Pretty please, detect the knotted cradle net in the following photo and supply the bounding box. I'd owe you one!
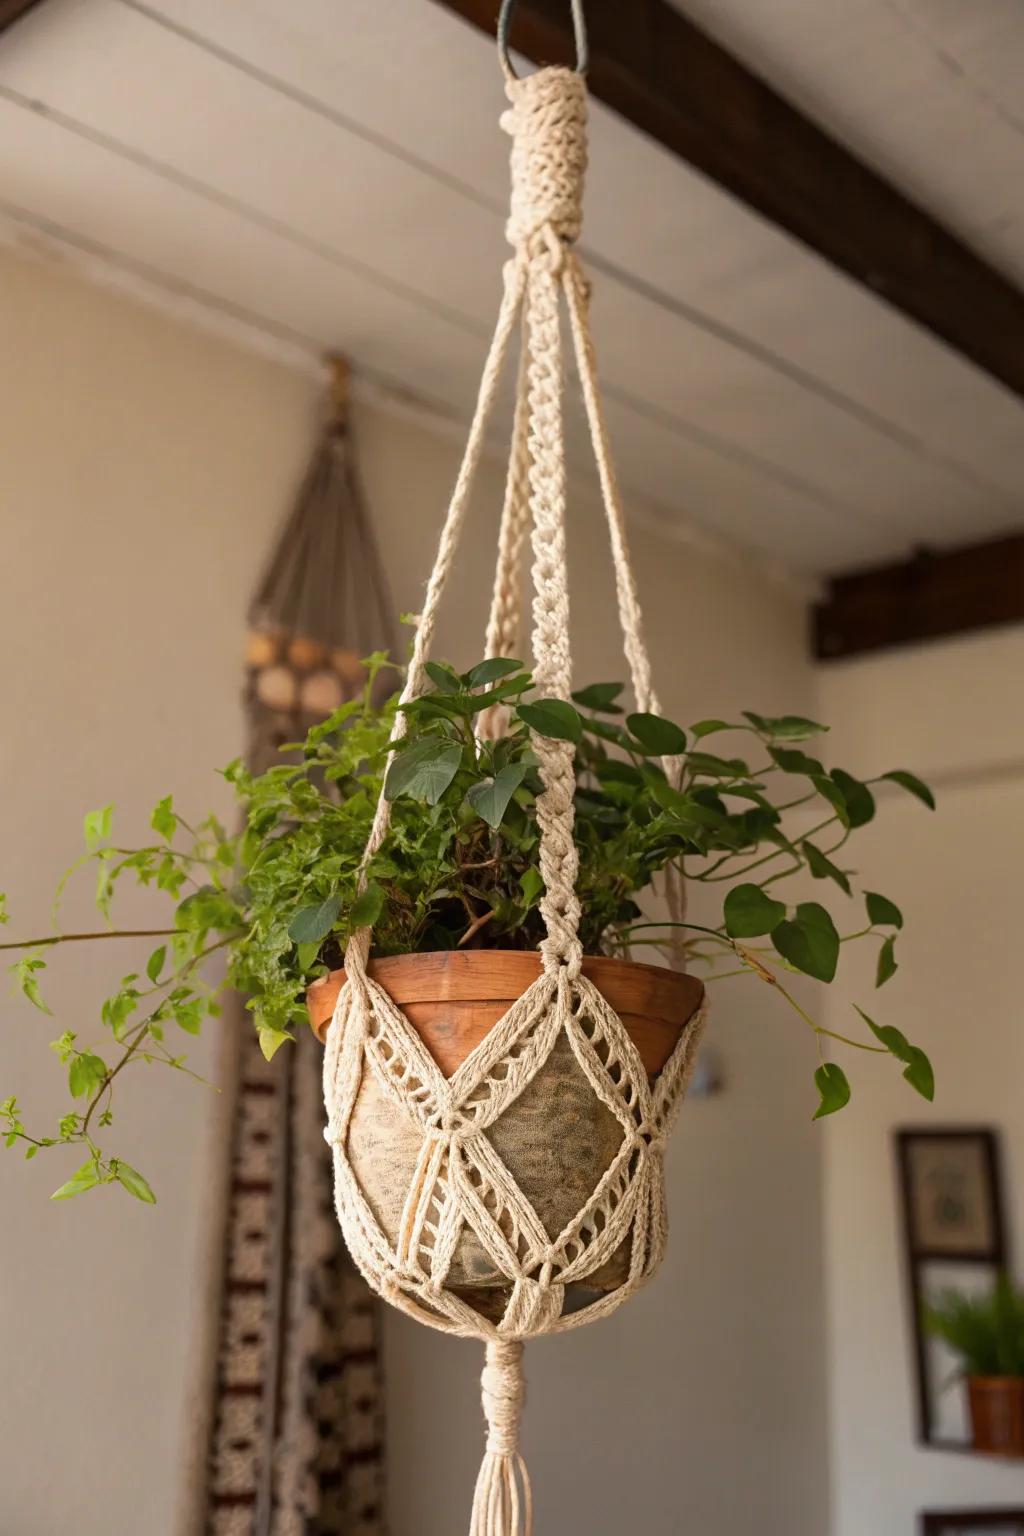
[321,59,708,1536]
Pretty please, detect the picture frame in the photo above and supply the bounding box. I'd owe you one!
[895,1129,1008,1449]
[898,1130,1006,1261]
[922,1511,1024,1534]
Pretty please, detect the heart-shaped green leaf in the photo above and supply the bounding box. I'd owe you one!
[384,739,464,803]
[813,1062,851,1119]
[855,1006,934,1101]
[724,883,787,938]
[865,891,903,929]
[882,770,935,810]
[802,841,852,895]
[571,681,624,713]
[831,769,876,828]
[772,902,840,982]
[466,657,523,689]
[288,895,342,946]
[626,712,687,755]
[876,935,898,987]
[349,881,385,929]
[517,699,582,744]
[466,763,527,829]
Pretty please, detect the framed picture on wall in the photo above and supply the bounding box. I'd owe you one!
[898,1130,1005,1260]
[922,1512,1024,1534]
[895,1129,1008,1448]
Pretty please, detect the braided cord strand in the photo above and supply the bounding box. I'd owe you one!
[319,53,707,1536]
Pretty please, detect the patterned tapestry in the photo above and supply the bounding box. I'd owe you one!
[186,359,392,1535]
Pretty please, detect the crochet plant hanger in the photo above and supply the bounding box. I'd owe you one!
[322,4,708,1531]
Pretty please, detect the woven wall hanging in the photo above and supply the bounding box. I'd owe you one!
[186,359,392,1536]
[320,7,708,1533]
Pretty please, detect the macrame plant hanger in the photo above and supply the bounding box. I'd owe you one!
[321,6,708,1533]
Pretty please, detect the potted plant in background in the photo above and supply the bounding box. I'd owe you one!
[2,647,936,1220]
[927,1276,1024,1457]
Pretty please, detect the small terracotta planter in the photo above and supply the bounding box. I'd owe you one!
[309,950,704,1320]
[307,949,703,1078]
[968,1375,1024,1457]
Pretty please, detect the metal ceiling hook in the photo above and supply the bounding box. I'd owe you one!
[497,0,589,79]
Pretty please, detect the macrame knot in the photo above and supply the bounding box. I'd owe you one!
[502,66,587,268]
[481,1338,525,1456]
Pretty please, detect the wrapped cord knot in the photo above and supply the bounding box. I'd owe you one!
[502,67,587,267]
[471,1339,532,1535]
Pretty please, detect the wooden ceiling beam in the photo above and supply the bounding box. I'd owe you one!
[0,0,46,36]
[431,0,1024,403]
[813,534,1024,660]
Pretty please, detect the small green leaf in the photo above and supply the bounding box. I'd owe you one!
[769,746,824,776]
[68,1052,107,1100]
[349,881,385,929]
[519,867,544,906]
[813,1062,851,1119]
[831,769,876,828]
[384,739,464,803]
[744,711,828,741]
[51,1159,101,1200]
[150,795,176,842]
[902,1047,935,1102]
[772,902,841,983]
[571,681,624,713]
[723,883,787,938]
[288,895,342,946]
[466,657,523,689]
[296,941,320,971]
[882,770,935,810]
[424,661,462,695]
[866,892,903,930]
[689,719,733,739]
[12,954,50,1015]
[802,841,852,895]
[258,1027,290,1062]
[83,804,113,851]
[466,763,527,829]
[876,935,898,988]
[855,1006,934,1101]
[114,1161,156,1204]
[811,775,851,828]
[626,712,687,756]
[517,699,582,744]
[685,751,750,778]
[145,946,166,984]
[0,893,8,926]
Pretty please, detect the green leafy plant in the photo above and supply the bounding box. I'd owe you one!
[925,1276,1024,1378]
[1,651,936,1201]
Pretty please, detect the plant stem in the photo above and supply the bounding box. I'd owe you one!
[0,928,178,952]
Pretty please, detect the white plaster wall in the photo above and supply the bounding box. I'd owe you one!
[0,244,829,1536]
[819,631,1024,1534]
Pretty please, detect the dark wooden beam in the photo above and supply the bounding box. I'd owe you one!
[432,0,1024,403]
[0,0,46,35]
[813,534,1024,660]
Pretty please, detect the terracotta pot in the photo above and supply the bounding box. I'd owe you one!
[307,949,703,1078]
[308,950,704,1320]
[968,1376,1024,1457]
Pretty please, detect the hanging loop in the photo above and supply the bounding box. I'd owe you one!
[498,0,589,80]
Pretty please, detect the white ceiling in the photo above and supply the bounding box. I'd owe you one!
[1,0,1022,577]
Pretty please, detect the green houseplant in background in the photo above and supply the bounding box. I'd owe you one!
[1,650,936,1203]
[926,1276,1024,1457]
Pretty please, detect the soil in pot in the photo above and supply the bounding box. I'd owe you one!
[310,951,704,1322]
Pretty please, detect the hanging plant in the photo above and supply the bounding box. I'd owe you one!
[0,7,940,1532]
[1,651,935,1190]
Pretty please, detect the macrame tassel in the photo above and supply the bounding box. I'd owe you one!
[469,1339,532,1536]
